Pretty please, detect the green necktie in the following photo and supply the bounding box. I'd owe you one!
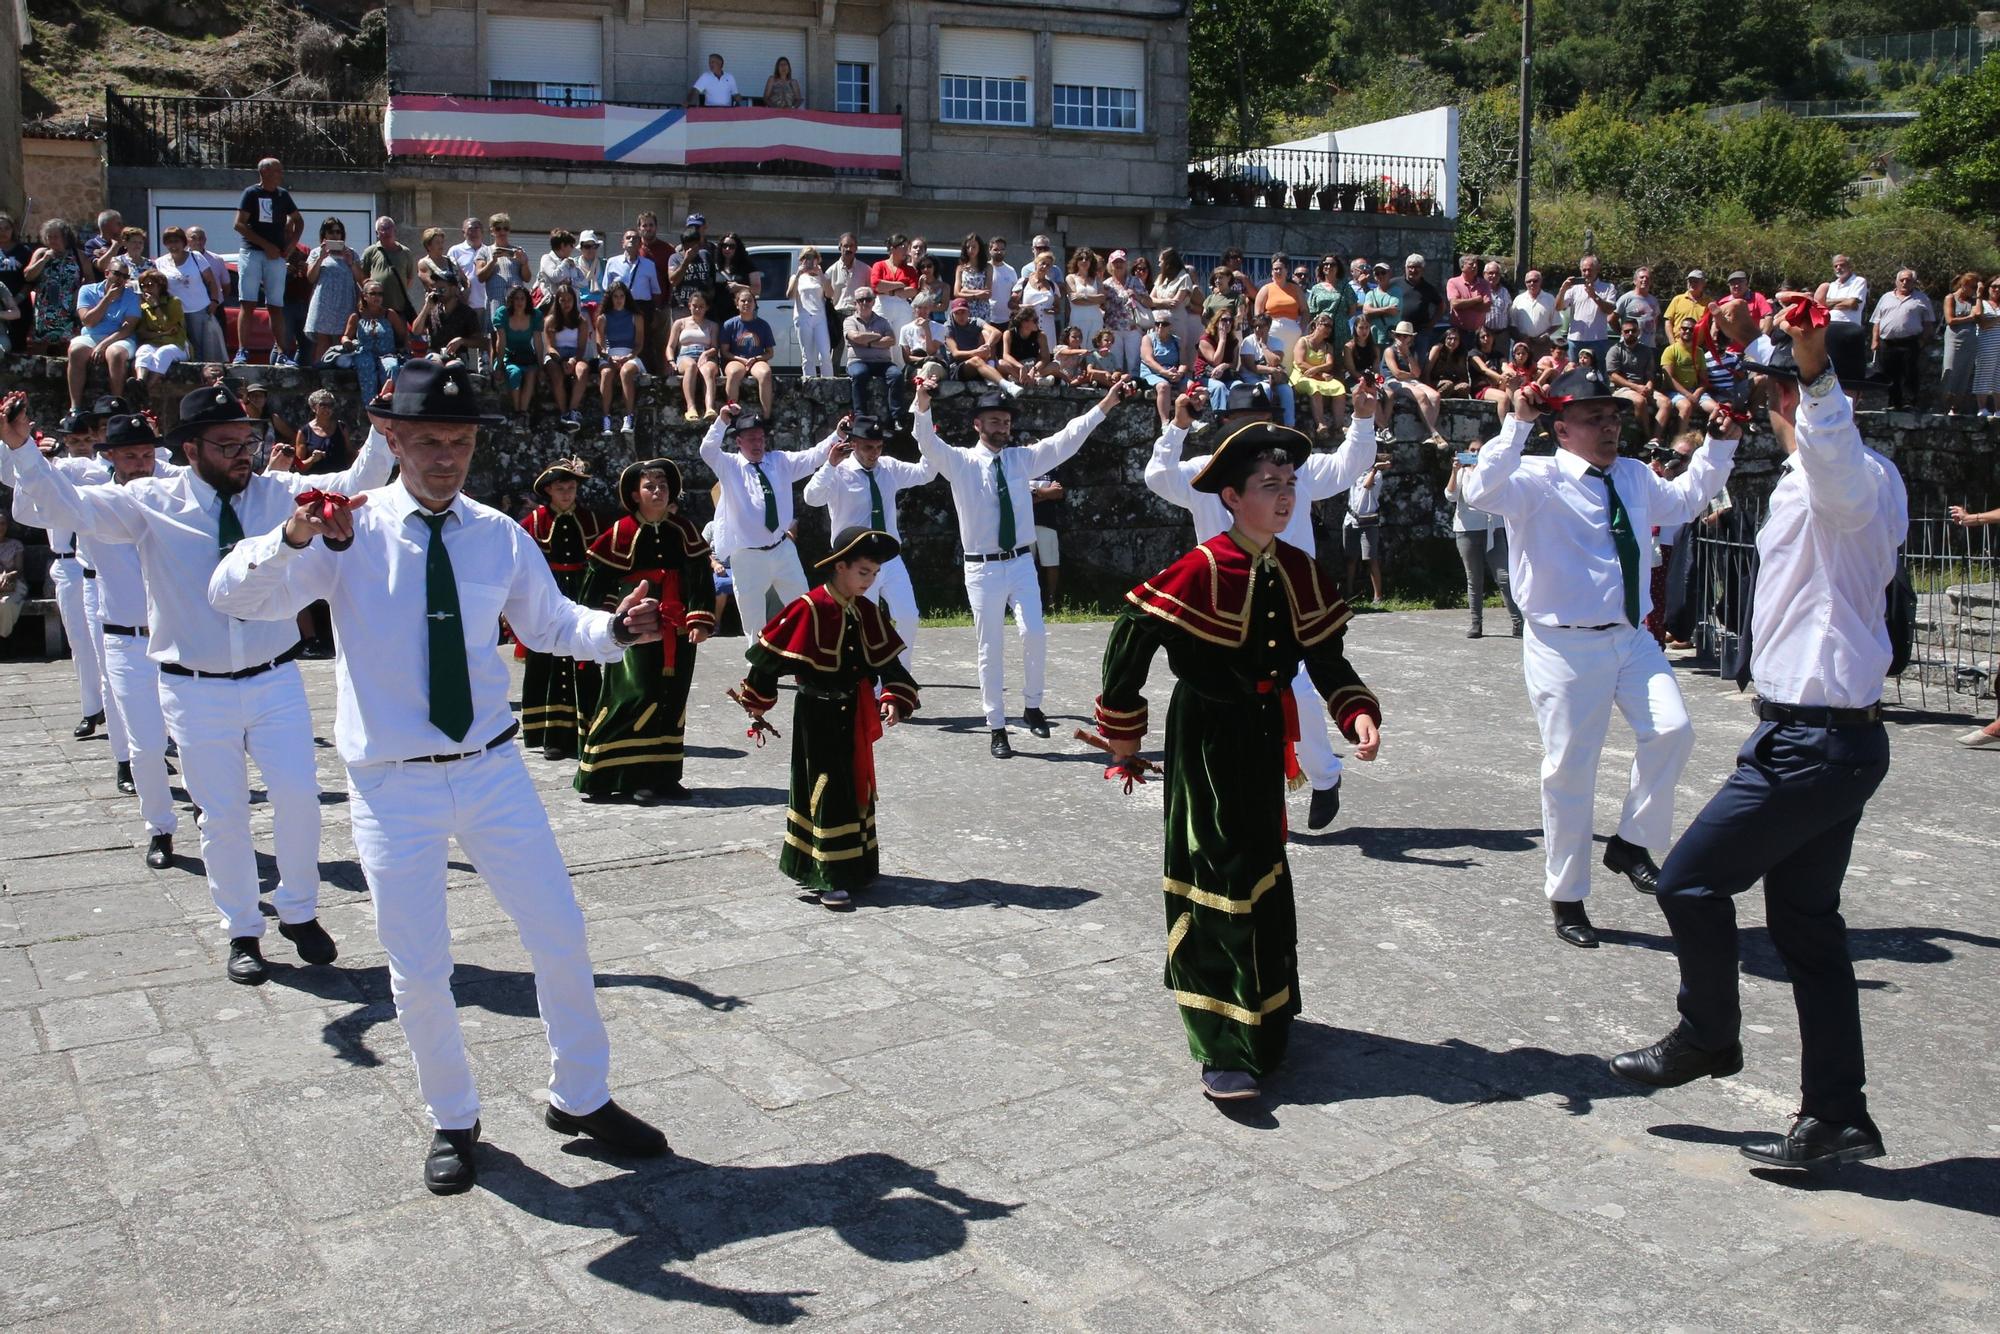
[420,512,474,742]
[1587,465,1642,628]
[751,461,779,533]
[217,494,244,554]
[865,468,886,532]
[993,456,1016,551]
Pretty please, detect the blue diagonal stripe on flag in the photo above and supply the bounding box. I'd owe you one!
[606,107,686,162]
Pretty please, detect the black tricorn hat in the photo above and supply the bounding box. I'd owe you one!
[1540,363,1624,409]
[1190,421,1313,494]
[618,457,683,514]
[816,525,900,568]
[370,359,506,425]
[99,414,160,450]
[534,455,590,499]
[1740,320,1888,388]
[164,382,254,444]
[847,413,885,441]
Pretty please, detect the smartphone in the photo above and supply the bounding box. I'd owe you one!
[1455,451,1479,467]
[326,240,344,252]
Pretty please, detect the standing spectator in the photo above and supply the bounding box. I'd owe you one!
[1289,311,1350,438]
[1391,254,1445,356]
[0,506,25,644]
[908,235,932,278]
[1816,253,1869,325]
[1382,320,1447,447]
[359,216,417,322]
[113,227,156,278]
[954,233,994,323]
[691,52,739,106]
[574,230,607,306]
[665,288,719,421]
[1064,247,1105,347]
[911,256,946,323]
[130,269,189,391]
[1307,255,1353,341]
[1239,311,1296,426]
[24,219,84,355]
[185,225,229,302]
[1254,252,1306,350]
[0,261,24,352]
[1346,258,1374,333]
[1355,261,1402,371]
[82,209,124,277]
[1201,267,1235,328]
[1446,253,1491,337]
[787,246,833,377]
[1509,269,1557,361]
[1482,259,1513,353]
[763,57,802,108]
[281,240,313,363]
[1941,271,1982,414]
[415,226,454,301]
[1016,252,1064,328]
[1559,255,1617,368]
[490,284,543,419]
[1869,268,1936,411]
[0,213,30,321]
[338,281,407,407]
[605,228,662,329]
[1197,308,1242,402]
[303,218,363,363]
[1425,324,1473,397]
[842,288,901,417]
[1092,249,1134,373]
[232,157,303,365]
[1445,453,1521,639]
[1152,247,1202,356]
[1607,317,1672,447]
[1722,270,1773,328]
[1029,471,1067,607]
[155,226,227,363]
[1343,461,1386,603]
[721,290,778,417]
[666,220,714,330]
[594,280,645,437]
[67,257,141,407]
[446,217,488,317]
[826,232,867,358]
[989,236,1019,326]
[536,229,587,307]
[1971,277,2000,417]
[1615,265,1662,348]
[869,234,918,334]
[1138,308,1189,423]
[1663,269,1710,334]
[714,233,759,314]
[1128,253,1153,300]
[477,214,528,314]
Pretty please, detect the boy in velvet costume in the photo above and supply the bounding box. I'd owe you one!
[1096,422,1383,1103]
[574,459,716,802]
[519,457,604,759]
[733,526,921,909]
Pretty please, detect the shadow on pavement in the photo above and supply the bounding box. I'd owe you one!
[477,1145,1019,1325]
[864,874,1099,913]
[1748,1155,2000,1217]
[1582,923,2000,986]
[1289,824,1542,867]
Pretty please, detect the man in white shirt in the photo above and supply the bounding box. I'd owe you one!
[700,405,837,629]
[1483,259,1514,352]
[2,382,394,983]
[802,413,937,667]
[6,405,111,740]
[206,359,672,1195]
[604,229,662,307]
[1509,271,1557,360]
[914,371,1132,757]
[988,236,1019,326]
[1613,311,1905,1172]
[691,52,739,106]
[1462,364,1738,948]
[446,217,488,313]
[1145,379,1381,827]
[1816,254,1868,326]
[1559,255,1618,368]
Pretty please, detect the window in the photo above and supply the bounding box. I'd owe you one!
[1053,85,1137,130]
[486,16,601,102]
[836,62,872,113]
[937,29,1032,127]
[697,24,807,104]
[1051,35,1145,133]
[490,81,600,106]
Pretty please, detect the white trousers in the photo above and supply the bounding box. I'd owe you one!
[731,541,810,635]
[871,555,919,670]
[103,632,176,837]
[83,576,132,764]
[157,664,322,937]
[1522,624,1694,902]
[794,311,833,378]
[348,744,611,1131]
[964,555,1045,729]
[51,558,103,719]
[1293,665,1344,790]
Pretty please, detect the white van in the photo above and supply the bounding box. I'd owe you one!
[747,242,889,371]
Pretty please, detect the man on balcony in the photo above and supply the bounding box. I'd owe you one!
[691,53,739,107]
[232,158,303,367]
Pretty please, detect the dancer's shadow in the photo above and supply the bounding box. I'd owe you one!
[863,874,1098,913]
[1586,923,2000,986]
[681,786,789,809]
[478,1146,1019,1324]
[683,745,749,760]
[1290,824,1541,867]
[1649,1125,2000,1217]
[270,962,746,1068]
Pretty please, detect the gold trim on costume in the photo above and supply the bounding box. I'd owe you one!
[1166,912,1192,959]
[633,703,658,732]
[810,773,829,819]
[520,704,577,719]
[1172,985,1294,1027]
[581,733,685,755]
[1161,862,1283,915]
[576,749,684,773]
[783,832,871,862]
[785,809,874,841]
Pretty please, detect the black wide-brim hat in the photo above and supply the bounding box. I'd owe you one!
[369,358,506,425]
[727,409,768,436]
[1190,421,1313,494]
[971,391,1015,417]
[534,456,590,498]
[618,457,683,513]
[1541,364,1625,409]
[99,414,160,451]
[164,382,255,445]
[1740,320,1888,388]
[816,526,900,568]
[847,413,884,441]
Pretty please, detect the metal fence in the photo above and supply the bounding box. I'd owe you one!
[1682,499,1997,720]
[106,91,387,173]
[1188,145,1448,217]
[1835,25,2000,76]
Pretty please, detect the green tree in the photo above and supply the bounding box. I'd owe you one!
[1718,112,1850,222]
[1903,56,2000,221]
[1188,0,1339,144]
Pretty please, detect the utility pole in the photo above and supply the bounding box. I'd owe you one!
[1514,0,1533,289]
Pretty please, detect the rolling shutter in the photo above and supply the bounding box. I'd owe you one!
[486,16,601,88]
[1051,36,1144,94]
[835,33,879,68]
[937,28,1033,82]
[697,24,808,93]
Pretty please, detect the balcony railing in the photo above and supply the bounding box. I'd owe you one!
[106,90,387,172]
[1189,145,1448,217]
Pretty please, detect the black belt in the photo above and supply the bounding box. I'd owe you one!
[160,643,302,680]
[104,623,149,637]
[81,568,97,579]
[407,721,519,764]
[748,537,787,552]
[1553,622,1620,632]
[1756,699,1883,728]
[966,544,1035,564]
[54,550,77,560]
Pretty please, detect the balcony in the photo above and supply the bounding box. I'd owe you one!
[1188,144,1449,218]
[106,91,387,173]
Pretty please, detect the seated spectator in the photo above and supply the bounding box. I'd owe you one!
[1606,317,1671,448]
[721,289,778,417]
[763,57,802,109]
[940,298,1012,389]
[1198,308,1242,402]
[414,268,483,361]
[1663,270,1709,333]
[1139,308,1189,423]
[291,389,349,473]
[131,268,189,390]
[1658,315,1708,423]
[156,225,227,363]
[1239,312,1296,426]
[1424,324,1473,397]
[0,212,27,325]
[843,287,901,417]
[1082,328,1119,387]
[1382,320,1447,448]
[540,280,597,430]
[491,284,542,419]
[1698,332,1748,417]
[1509,269,1556,362]
[67,257,141,408]
[899,291,942,366]
[1053,324,1092,385]
[665,288,719,422]
[595,279,645,437]
[1468,325,1511,419]
[304,217,363,363]
[1288,310,1350,438]
[240,381,293,446]
[338,280,408,406]
[0,280,15,352]
[24,218,85,354]
[999,308,1056,386]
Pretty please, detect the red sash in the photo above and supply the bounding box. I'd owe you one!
[853,682,884,809]
[626,568,686,672]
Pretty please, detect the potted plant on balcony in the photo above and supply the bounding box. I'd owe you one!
[1356,178,1382,213]
[1315,181,1340,211]
[1230,174,1259,208]
[1188,167,1214,206]
[1337,179,1361,211]
[1391,180,1415,215]
[1261,178,1290,209]
[1415,186,1438,216]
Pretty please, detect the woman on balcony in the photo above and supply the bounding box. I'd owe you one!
[543,280,598,431]
[130,269,189,392]
[491,284,544,420]
[23,218,84,355]
[763,57,802,110]
[339,281,407,408]
[1065,248,1105,349]
[596,280,645,438]
[304,218,363,364]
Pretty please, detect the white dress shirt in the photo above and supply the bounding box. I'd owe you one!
[65,463,181,627]
[693,70,739,106]
[208,479,627,765]
[1511,290,1558,339]
[1750,385,1908,708]
[1824,273,1869,325]
[6,429,393,671]
[446,241,487,310]
[989,262,1020,323]
[1462,416,1736,628]
[699,417,836,559]
[802,453,939,540]
[1144,416,1376,555]
[914,405,1106,558]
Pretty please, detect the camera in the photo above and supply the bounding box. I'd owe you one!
[1116,379,1141,401]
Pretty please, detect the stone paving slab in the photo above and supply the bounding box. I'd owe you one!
[3,614,1998,1330]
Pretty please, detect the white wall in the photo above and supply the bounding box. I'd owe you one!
[1273,105,1459,217]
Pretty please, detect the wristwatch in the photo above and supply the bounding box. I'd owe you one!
[1803,366,1838,399]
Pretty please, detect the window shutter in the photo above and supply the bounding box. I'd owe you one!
[835,33,879,67]
[937,29,1033,82]
[1051,36,1144,93]
[697,24,809,93]
[486,16,601,88]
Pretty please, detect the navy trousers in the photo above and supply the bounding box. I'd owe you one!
[1657,719,1890,1124]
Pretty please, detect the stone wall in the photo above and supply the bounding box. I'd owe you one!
[22,139,105,231]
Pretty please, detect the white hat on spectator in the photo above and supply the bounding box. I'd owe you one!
[1152,309,1174,325]
[579,230,604,246]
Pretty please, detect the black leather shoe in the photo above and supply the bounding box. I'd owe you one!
[990,729,1014,759]
[1740,1114,1885,1169]
[227,936,269,985]
[144,834,173,870]
[116,761,136,795]
[164,738,178,758]
[1307,782,1342,831]
[278,918,338,966]
[1603,835,1662,895]
[1466,627,1484,639]
[541,743,564,761]
[544,1098,669,1157]
[425,1122,481,1195]
[74,713,103,740]
[1552,902,1599,949]
[1024,708,1052,739]
[1609,1027,1744,1088]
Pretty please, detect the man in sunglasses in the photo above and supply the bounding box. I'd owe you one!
[2,381,394,985]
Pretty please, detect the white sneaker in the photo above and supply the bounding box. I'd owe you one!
[621,415,634,434]
[601,416,614,436]
[817,887,852,909]
[1002,380,1024,398]
[1956,728,2000,748]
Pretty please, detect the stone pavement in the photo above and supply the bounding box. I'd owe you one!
[2,613,1997,1332]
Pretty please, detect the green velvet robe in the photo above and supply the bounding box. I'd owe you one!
[519,503,602,756]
